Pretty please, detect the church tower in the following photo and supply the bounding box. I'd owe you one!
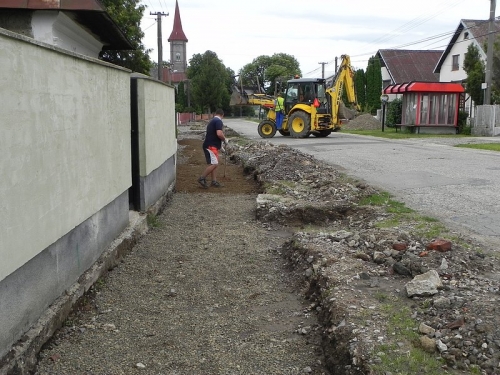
[167,0,188,74]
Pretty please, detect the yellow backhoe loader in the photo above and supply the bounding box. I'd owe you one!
[230,54,359,138]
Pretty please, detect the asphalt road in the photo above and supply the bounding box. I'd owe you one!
[225,118,500,249]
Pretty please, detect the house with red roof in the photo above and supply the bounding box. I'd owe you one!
[376,49,443,96]
[434,18,500,115]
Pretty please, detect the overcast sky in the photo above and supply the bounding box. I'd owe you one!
[140,0,493,77]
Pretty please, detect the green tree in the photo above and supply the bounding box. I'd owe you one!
[150,60,170,78]
[463,44,484,105]
[354,69,366,111]
[489,37,500,104]
[99,0,152,74]
[240,53,300,95]
[386,98,402,127]
[187,51,231,113]
[365,56,382,114]
[176,81,187,112]
[222,66,236,115]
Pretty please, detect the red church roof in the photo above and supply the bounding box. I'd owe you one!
[168,0,187,42]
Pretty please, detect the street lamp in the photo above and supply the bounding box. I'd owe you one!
[380,94,389,132]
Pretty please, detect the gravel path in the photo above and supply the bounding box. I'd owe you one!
[35,193,327,375]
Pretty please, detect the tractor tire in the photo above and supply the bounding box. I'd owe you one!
[257,120,277,138]
[278,129,290,136]
[312,130,332,137]
[288,111,311,138]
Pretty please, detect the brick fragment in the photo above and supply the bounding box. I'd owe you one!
[426,239,452,252]
[392,242,408,251]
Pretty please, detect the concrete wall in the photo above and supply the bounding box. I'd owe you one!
[0,28,131,359]
[473,105,500,136]
[132,74,177,211]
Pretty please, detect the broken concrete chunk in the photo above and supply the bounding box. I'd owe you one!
[405,270,442,297]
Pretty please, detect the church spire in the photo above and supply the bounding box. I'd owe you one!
[168,0,188,42]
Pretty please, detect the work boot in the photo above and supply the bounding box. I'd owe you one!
[197,177,208,189]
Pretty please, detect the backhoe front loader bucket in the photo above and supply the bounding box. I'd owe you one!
[230,86,246,106]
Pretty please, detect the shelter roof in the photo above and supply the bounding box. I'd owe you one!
[383,81,465,94]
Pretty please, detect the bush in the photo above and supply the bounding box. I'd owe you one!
[386,98,402,127]
[458,110,470,134]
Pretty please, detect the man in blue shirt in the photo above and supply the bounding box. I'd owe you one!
[198,108,228,188]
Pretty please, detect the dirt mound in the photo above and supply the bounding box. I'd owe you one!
[342,113,381,130]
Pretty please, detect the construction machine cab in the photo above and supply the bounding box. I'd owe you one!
[284,78,327,112]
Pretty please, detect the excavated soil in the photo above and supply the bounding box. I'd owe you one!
[33,123,500,375]
[33,128,330,375]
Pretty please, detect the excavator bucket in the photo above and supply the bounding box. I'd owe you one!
[230,86,246,106]
[230,86,276,108]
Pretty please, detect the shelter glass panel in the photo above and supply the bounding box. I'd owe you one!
[429,94,438,124]
[404,93,417,125]
[438,95,448,124]
[419,94,429,124]
[447,94,456,125]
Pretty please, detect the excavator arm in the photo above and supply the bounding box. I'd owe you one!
[230,86,276,109]
[326,54,360,126]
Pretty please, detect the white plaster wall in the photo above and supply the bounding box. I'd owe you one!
[439,29,485,83]
[32,11,103,58]
[0,30,131,282]
[136,77,177,176]
[439,28,485,115]
[381,66,391,82]
[381,66,402,101]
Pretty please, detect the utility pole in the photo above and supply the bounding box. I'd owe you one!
[335,57,338,75]
[318,62,327,79]
[151,11,168,82]
[484,0,496,104]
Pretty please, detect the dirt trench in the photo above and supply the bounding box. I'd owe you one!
[33,135,365,375]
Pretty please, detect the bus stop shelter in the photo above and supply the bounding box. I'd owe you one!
[383,81,465,133]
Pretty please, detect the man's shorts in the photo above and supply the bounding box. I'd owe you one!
[203,146,219,165]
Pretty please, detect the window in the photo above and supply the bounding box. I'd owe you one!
[403,93,417,125]
[464,31,469,40]
[447,94,456,124]
[175,52,181,61]
[286,83,299,102]
[429,94,438,124]
[452,55,460,71]
[438,95,448,124]
[419,94,429,124]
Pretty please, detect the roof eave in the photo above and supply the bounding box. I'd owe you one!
[434,21,465,74]
[0,1,134,50]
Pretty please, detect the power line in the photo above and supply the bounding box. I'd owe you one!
[303,19,496,76]
[146,0,156,13]
[160,0,169,13]
[143,20,157,32]
[303,1,490,76]
[151,11,168,81]
[367,0,468,46]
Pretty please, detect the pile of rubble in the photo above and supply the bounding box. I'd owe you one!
[230,139,500,374]
[342,114,382,131]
